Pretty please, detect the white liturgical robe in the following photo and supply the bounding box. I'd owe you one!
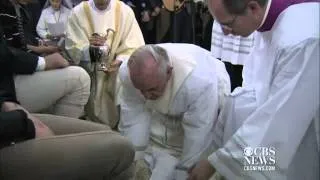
[211,20,256,65]
[209,2,319,180]
[65,0,144,127]
[118,43,231,180]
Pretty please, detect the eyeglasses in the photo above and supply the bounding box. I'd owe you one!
[214,0,251,31]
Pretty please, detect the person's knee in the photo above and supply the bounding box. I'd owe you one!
[112,135,135,163]
[65,66,91,94]
[67,66,90,83]
[88,133,135,176]
[104,134,135,170]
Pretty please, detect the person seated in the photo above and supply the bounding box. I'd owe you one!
[118,43,231,179]
[0,21,136,179]
[0,2,90,118]
[65,0,145,128]
[0,104,135,180]
[0,0,60,55]
[36,0,71,45]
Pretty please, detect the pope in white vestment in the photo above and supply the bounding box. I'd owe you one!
[118,43,231,180]
[205,1,320,180]
[65,0,145,127]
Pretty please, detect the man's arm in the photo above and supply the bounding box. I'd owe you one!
[176,82,219,179]
[0,19,68,74]
[1,44,69,73]
[0,110,35,147]
[0,5,39,74]
[0,33,39,74]
[118,63,151,160]
[26,44,60,55]
[203,40,319,179]
[0,100,36,148]
[1,101,54,141]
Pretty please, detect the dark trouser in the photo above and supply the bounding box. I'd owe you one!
[141,20,157,44]
[161,8,194,43]
[223,61,243,92]
[0,114,134,180]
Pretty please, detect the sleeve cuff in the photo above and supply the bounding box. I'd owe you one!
[36,57,46,71]
[174,169,189,180]
[16,110,36,140]
[24,116,36,140]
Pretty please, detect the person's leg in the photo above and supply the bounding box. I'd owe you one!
[178,9,193,43]
[0,115,134,180]
[34,113,111,134]
[14,66,90,118]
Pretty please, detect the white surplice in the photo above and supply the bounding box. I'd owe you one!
[211,20,256,65]
[209,3,319,180]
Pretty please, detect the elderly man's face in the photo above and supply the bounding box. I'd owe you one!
[129,55,172,100]
[49,0,61,11]
[208,0,264,37]
[134,72,168,100]
[94,0,110,10]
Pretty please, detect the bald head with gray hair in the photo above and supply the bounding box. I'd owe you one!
[128,45,173,100]
[128,45,171,78]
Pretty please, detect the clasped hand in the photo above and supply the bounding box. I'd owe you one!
[89,34,107,46]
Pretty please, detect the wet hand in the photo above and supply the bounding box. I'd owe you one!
[187,160,215,180]
[102,59,122,74]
